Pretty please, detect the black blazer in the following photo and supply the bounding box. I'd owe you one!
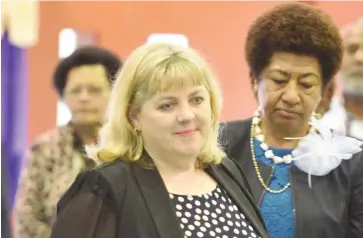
[51,158,268,238]
[221,118,363,238]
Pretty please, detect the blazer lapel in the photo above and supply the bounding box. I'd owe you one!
[132,164,184,238]
[225,119,272,207]
[207,165,269,238]
[237,138,272,207]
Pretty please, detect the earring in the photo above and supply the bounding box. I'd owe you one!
[253,84,258,93]
[312,111,322,119]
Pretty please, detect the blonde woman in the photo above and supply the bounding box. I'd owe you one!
[50,43,268,238]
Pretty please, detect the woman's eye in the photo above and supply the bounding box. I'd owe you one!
[191,96,204,104]
[159,104,173,111]
[272,79,286,85]
[300,83,313,89]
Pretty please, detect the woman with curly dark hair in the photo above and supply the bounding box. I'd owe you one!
[222,3,363,238]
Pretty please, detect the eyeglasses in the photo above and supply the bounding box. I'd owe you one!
[64,86,106,97]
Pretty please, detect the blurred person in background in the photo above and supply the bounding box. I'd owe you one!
[320,17,363,139]
[222,3,363,238]
[14,46,122,238]
[2,145,13,238]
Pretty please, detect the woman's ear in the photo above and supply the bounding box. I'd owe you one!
[127,106,139,130]
[253,83,258,93]
[250,71,258,91]
[251,77,259,98]
[316,80,336,115]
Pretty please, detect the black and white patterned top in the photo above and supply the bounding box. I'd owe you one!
[169,185,261,238]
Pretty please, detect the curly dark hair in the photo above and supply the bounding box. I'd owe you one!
[53,46,123,96]
[245,3,343,87]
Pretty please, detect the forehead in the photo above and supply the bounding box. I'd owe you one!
[150,85,208,100]
[141,66,210,100]
[66,64,109,87]
[344,27,363,45]
[266,52,321,74]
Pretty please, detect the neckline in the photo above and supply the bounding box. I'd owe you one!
[169,184,219,197]
[253,138,294,152]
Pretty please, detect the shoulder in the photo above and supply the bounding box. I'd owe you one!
[93,159,132,184]
[29,125,73,153]
[221,118,252,130]
[21,126,73,170]
[59,159,132,210]
[219,118,252,149]
[218,157,254,198]
[333,145,363,189]
[220,157,246,181]
[341,147,363,178]
[91,159,133,196]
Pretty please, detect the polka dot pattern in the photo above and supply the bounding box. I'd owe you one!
[169,185,261,238]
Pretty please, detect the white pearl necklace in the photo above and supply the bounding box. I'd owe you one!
[252,111,315,164]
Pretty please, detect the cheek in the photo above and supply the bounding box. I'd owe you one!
[62,98,77,113]
[198,104,213,125]
[99,99,110,110]
[310,90,322,106]
[258,90,279,112]
[303,93,322,114]
[94,94,110,104]
[139,113,170,135]
[312,100,322,112]
[341,56,352,70]
[139,120,164,143]
[256,82,275,106]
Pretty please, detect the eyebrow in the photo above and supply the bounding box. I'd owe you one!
[269,69,320,79]
[269,69,290,77]
[157,89,204,101]
[189,89,204,97]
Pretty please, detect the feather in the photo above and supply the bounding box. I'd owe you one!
[286,117,363,187]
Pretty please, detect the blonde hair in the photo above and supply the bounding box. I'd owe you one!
[86,43,225,167]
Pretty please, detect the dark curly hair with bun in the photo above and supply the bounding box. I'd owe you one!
[53,46,123,96]
[245,3,343,88]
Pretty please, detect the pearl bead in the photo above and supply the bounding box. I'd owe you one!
[260,143,268,150]
[249,110,317,193]
[265,150,274,159]
[256,134,265,142]
[273,156,283,164]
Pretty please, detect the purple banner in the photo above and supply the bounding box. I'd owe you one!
[1,31,28,208]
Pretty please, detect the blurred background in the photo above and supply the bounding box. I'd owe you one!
[25,1,363,141]
[2,1,363,237]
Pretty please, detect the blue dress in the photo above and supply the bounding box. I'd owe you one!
[253,138,295,238]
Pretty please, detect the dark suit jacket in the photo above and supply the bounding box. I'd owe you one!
[221,118,363,238]
[51,158,268,238]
